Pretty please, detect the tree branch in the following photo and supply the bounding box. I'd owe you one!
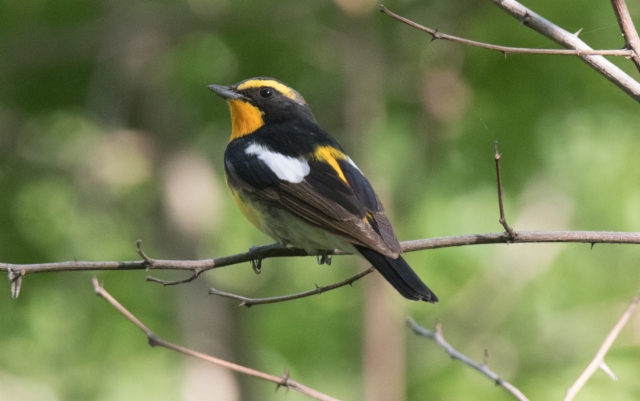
[610,0,640,72]
[91,277,341,401]
[490,0,640,102]
[379,3,640,102]
[493,141,516,239]
[407,318,529,401]
[209,267,375,307]
[563,294,640,401]
[4,231,640,298]
[379,5,634,57]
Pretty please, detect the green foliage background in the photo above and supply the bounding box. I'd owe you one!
[1,0,639,400]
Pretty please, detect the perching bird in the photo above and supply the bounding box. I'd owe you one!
[209,77,437,303]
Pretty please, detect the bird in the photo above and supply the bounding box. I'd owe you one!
[209,77,437,303]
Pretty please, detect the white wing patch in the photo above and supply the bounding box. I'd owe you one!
[346,157,362,173]
[245,143,310,183]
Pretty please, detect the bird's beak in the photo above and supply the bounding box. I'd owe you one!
[208,84,243,100]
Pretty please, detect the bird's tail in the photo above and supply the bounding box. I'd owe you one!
[355,245,438,303]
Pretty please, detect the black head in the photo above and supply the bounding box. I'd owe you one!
[209,77,317,125]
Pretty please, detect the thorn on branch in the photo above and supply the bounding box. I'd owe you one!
[483,349,490,366]
[147,333,160,347]
[430,28,440,42]
[574,28,583,37]
[276,370,292,392]
[520,12,532,27]
[599,362,618,381]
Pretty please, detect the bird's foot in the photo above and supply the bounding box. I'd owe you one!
[249,241,287,253]
[251,258,262,274]
[249,242,288,274]
[316,252,332,266]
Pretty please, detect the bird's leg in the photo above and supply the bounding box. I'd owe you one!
[249,242,288,274]
[316,251,333,266]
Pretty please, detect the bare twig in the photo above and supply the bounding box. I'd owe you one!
[407,318,529,401]
[493,141,516,239]
[209,267,375,307]
[146,270,203,286]
[610,0,640,72]
[136,240,154,266]
[379,3,640,102]
[91,277,340,401]
[136,240,207,286]
[563,294,640,401]
[3,231,640,286]
[378,5,634,57]
[490,0,640,102]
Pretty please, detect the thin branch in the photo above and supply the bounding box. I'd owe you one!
[91,277,341,401]
[563,294,640,401]
[407,318,529,401]
[209,267,375,307]
[379,3,640,102]
[146,270,203,286]
[136,239,207,286]
[493,141,516,239]
[378,5,634,57]
[490,0,640,102]
[610,0,640,72]
[3,231,640,286]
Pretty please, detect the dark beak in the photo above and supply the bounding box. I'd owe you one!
[208,84,243,100]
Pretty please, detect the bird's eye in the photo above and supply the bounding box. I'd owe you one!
[259,87,274,98]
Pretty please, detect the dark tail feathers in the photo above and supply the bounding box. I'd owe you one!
[355,246,438,303]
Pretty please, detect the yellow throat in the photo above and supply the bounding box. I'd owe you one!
[228,99,264,141]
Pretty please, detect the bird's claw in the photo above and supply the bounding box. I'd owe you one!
[251,258,262,274]
[316,253,332,266]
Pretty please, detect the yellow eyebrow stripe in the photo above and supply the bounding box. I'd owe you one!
[311,146,348,184]
[237,79,298,101]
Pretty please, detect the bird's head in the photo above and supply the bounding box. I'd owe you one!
[209,77,316,141]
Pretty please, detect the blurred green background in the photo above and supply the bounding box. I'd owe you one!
[1,0,640,400]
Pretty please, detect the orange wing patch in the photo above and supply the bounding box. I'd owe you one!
[311,146,348,184]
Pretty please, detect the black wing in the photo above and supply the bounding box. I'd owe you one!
[225,141,402,257]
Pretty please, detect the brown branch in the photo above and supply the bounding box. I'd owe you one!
[209,267,375,307]
[610,0,640,72]
[407,318,529,401]
[493,141,516,239]
[379,3,640,102]
[91,277,341,401]
[490,0,640,102]
[379,4,634,57]
[3,231,640,292]
[563,294,640,401]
